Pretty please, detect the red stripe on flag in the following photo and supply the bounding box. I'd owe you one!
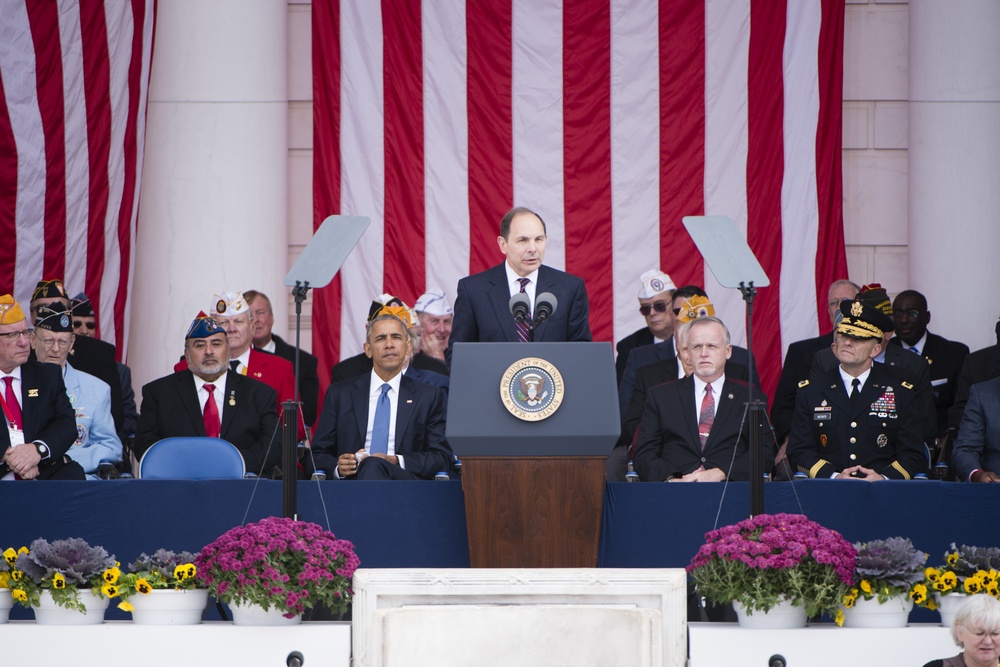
[466,0,513,275]
[563,0,613,343]
[111,0,149,356]
[312,0,342,393]
[0,69,15,293]
[659,0,705,287]
[815,0,848,333]
[26,1,68,281]
[80,2,112,305]
[382,0,425,306]
[746,0,787,397]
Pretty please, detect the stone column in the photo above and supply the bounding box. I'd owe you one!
[909,0,1000,350]
[129,0,288,395]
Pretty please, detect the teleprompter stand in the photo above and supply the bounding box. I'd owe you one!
[279,215,370,519]
[683,215,770,516]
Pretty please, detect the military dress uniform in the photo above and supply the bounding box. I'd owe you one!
[788,359,927,479]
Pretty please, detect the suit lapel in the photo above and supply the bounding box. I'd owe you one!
[707,380,739,447]
[352,375,371,444]
[19,362,40,438]
[487,264,517,342]
[220,373,239,435]
[176,371,207,436]
[395,378,415,451]
[677,377,700,446]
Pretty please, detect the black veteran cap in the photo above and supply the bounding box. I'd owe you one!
[32,279,68,302]
[70,293,95,318]
[837,298,893,341]
[35,305,74,333]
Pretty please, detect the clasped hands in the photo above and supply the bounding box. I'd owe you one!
[336,450,399,477]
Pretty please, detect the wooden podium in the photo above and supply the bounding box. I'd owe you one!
[447,343,619,568]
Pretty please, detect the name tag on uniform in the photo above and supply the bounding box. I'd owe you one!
[813,407,831,421]
[6,425,24,447]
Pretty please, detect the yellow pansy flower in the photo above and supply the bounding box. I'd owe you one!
[925,567,941,582]
[911,584,928,605]
[860,580,872,595]
[118,600,135,613]
[52,573,66,589]
[926,598,938,611]
[11,570,23,581]
[102,583,120,598]
[0,571,9,588]
[12,589,27,602]
[835,609,845,627]
[135,578,152,595]
[2,548,16,566]
[941,572,958,590]
[103,567,120,584]
[947,552,959,566]
[842,593,856,608]
[965,578,982,594]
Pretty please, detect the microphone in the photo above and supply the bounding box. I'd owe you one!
[533,292,558,328]
[768,655,786,667]
[509,293,531,324]
[287,651,305,667]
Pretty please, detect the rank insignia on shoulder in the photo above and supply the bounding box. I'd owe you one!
[901,381,913,390]
[798,379,810,388]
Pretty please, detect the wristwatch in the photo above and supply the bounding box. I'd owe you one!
[33,442,50,460]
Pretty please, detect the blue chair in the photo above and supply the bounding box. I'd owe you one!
[138,437,246,479]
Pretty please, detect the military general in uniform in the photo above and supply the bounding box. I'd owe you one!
[787,297,927,480]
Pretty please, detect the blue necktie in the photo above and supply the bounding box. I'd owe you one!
[370,383,391,455]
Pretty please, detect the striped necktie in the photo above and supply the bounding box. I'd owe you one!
[516,278,532,342]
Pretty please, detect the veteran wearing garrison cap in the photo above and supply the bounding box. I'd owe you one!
[413,288,454,364]
[0,295,82,480]
[614,270,677,385]
[31,306,122,479]
[788,297,927,480]
[138,312,280,475]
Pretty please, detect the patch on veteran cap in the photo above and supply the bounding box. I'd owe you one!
[210,291,250,317]
[372,304,413,329]
[414,288,453,316]
[676,295,715,324]
[70,293,95,318]
[32,279,68,302]
[0,294,26,325]
[836,298,893,340]
[637,270,676,300]
[186,311,225,339]
[35,305,73,333]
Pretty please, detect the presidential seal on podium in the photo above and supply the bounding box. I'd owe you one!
[499,357,565,421]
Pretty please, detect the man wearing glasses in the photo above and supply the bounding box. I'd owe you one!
[0,295,82,480]
[614,270,676,386]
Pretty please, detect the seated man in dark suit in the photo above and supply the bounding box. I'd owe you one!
[0,295,83,480]
[947,319,999,435]
[332,294,449,382]
[446,206,591,365]
[789,298,926,480]
[633,316,770,482]
[137,312,280,476]
[614,269,676,386]
[312,314,453,480]
[888,290,969,449]
[244,289,320,427]
[952,376,1000,482]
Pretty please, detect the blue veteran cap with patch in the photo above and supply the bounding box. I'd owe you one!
[185,311,225,339]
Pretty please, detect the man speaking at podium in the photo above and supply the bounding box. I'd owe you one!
[447,207,591,363]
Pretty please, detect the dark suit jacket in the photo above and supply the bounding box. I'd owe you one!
[788,363,927,480]
[770,332,834,441]
[948,345,999,432]
[136,370,280,475]
[633,375,769,482]
[311,374,453,479]
[952,377,1000,480]
[889,332,969,439]
[615,327,654,386]
[0,360,80,479]
[332,350,448,384]
[446,263,591,364]
[269,334,320,427]
[812,344,936,446]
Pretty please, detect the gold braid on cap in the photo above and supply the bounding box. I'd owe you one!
[836,315,883,340]
[676,295,715,324]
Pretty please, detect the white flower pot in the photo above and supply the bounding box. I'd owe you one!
[128,588,210,625]
[229,600,302,626]
[0,589,12,623]
[35,589,109,625]
[936,593,968,628]
[842,593,913,628]
[733,598,808,629]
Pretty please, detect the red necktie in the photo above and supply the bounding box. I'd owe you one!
[3,376,23,430]
[698,385,715,449]
[516,278,532,342]
[203,383,221,438]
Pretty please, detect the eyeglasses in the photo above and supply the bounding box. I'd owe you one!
[892,309,921,320]
[33,335,72,349]
[0,329,34,341]
[639,302,669,317]
[73,320,97,330]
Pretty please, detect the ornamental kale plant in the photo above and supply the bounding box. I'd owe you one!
[9,537,120,611]
[911,543,1000,609]
[196,516,360,618]
[116,549,203,612]
[844,537,928,606]
[687,513,856,619]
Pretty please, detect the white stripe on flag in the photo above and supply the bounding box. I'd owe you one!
[422,0,469,308]
[703,0,751,349]
[512,0,565,270]
[611,0,661,341]
[339,1,386,356]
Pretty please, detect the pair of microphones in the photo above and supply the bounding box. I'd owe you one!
[509,292,558,331]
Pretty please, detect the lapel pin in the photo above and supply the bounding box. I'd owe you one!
[727,393,734,400]
[27,389,39,397]
[229,390,236,406]
[406,399,413,404]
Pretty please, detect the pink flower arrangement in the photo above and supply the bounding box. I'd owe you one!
[196,516,360,617]
[687,513,857,618]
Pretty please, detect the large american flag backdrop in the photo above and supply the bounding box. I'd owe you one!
[0,0,154,357]
[315,0,848,398]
